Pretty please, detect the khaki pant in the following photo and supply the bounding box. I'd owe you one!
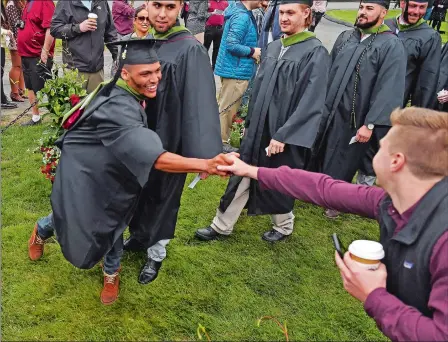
[194,32,205,44]
[211,178,295,235]
[78,69,104,93]
[218,77,249,143]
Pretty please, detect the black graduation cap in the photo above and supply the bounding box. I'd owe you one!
[279,0,313,7]
[360,0,391,9]
[108,38,163,65]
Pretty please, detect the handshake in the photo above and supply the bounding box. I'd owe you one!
[201,153,258,179]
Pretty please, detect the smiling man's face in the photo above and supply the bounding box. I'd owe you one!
[147,1,182,33]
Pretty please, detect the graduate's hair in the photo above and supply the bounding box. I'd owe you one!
[389,107,448,179]
[299,5,313,28]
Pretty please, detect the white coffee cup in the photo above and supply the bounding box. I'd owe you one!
[348,240,385,270]
[88,13,98,25]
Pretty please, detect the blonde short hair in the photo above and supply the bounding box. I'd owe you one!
[388,107,448,179]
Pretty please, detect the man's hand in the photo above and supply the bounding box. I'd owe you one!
[79,19,97,33]
[252,47,261,63]
[206,153,239,177]
[335,251,387,303]
[40,49,49,64]
[438,92,448,104]
[267,139,285,157]
[216,154,259,179]
[356,125,373,143]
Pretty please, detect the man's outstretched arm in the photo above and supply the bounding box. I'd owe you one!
[218,157,386,219]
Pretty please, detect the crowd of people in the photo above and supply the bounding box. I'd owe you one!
[0,0,447,340]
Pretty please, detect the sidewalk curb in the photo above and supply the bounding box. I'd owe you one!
[324,13,355,28]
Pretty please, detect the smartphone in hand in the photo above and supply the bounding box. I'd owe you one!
[332,233,345,258]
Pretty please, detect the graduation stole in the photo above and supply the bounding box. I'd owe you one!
[395,15,426,31]
[61,82,106,130]
[359,23,391,35]
[151,25,190,39]
[115,78,146,101]
[281,31,316,47]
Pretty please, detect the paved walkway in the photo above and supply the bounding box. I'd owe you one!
[1,4,351,124]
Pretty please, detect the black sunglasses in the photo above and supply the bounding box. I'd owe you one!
[137,16,150,22]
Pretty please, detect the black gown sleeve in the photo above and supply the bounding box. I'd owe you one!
[364,38,407,126]
[272,46,330,149]
[176,43,222,158]
[414,32,442,108]
[91,95,166,187]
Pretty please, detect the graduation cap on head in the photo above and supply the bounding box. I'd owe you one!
[102,38,164,95]
[108,37,163,66]
[279,0,313,6]
[360,0,391,9]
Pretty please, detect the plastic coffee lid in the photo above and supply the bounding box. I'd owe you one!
[88,13,98,18]
[348,240,385,260]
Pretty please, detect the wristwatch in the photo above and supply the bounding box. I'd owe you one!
[367,124,375,130]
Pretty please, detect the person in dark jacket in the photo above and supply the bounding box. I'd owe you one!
[50,0,118,93]
[430,0,447,32]
[385,0,441,108]
[218,106,448,342]
[259,0,282,50]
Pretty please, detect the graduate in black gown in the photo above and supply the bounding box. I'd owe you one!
[435,43,448,112]
[317,0,406,218]
[195,0,330,242]
[385,0,441,108]
[124,1,222,285]
[28,38,232,306]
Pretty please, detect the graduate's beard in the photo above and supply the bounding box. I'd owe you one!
[355,14,381,29]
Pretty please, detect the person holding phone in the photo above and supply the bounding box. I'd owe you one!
[217,107,448,341]
[203,0,229,70]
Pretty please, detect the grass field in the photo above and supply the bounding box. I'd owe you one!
[326,9,448,43]
[1,125,386,341]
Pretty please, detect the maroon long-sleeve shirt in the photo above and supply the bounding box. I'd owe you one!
[258,166,448,341]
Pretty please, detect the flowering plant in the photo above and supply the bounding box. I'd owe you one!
[35,64,86,182]
[229,115,245,148]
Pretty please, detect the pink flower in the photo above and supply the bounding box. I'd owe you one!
[62,108,84,130]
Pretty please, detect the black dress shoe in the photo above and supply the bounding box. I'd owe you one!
[123,236,145,252]
[138,258,162,285]
[222,143,239,154]
[262,229,288,242]
[195,226,222,241]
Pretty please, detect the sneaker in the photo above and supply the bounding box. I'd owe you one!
[1,102,18,109]
[324,208,340,219]
[21,119,41,126]
[28,224,46,261]
[100,270,121,305]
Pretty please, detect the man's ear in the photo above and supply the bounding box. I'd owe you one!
[390,152,406,173]
[121,68,130,81]
[380,8,387,19]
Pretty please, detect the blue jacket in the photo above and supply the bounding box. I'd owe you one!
[214,2,258,80]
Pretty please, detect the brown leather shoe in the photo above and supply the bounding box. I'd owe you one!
[100,270,121,305]
[28,224,46,260]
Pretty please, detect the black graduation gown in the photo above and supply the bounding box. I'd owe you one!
[219,37,330,215]
[385,18,442,108]
[51,87,165,269]
[319,28,406,182]
[436,44,448,112]
[129,29,222,246]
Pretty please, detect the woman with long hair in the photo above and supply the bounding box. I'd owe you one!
[111,6,151,76]
[4,0,26,102]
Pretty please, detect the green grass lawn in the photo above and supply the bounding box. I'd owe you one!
[1,125,386,341]
[326,9,448,43]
